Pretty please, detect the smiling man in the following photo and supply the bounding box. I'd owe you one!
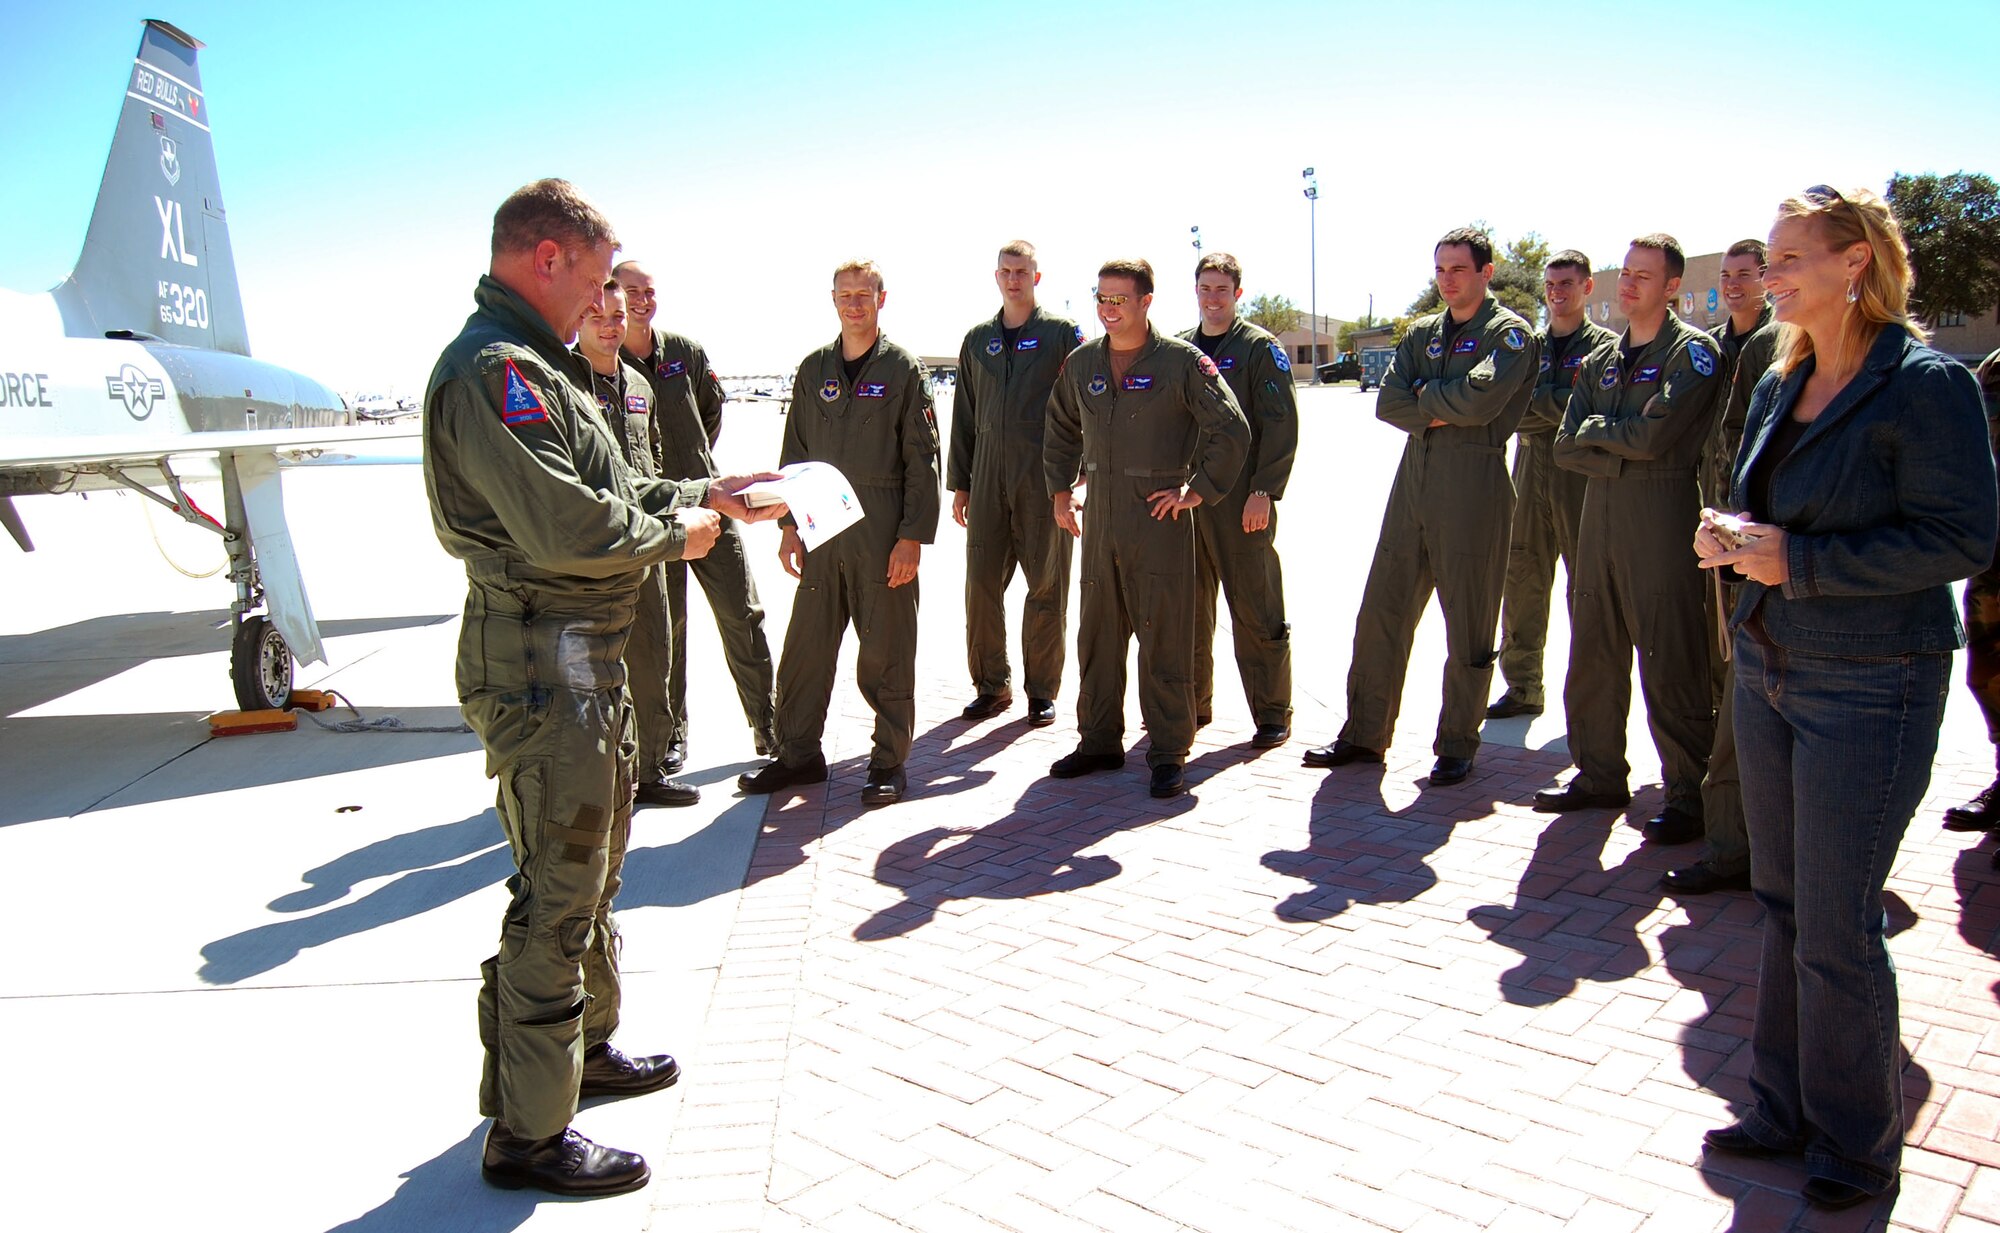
[1178,252,1298,748]
[947,240,1083,729]
[1303,227,1538,787]
[1044,257,1248,798]
[1490,250,1616,722]
[740,260,940,807]
[1543,234,1725,840]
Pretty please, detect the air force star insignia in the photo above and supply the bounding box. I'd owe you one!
[1689,340,1715,377]
[819,378,841,402]
[1270,342,1291,372]
[1425,337,1444,360]
[1503,327,1526,352]
[1087,374,1108,396]
[985,338,1004,356]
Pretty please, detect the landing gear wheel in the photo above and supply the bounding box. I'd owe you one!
[230,614,294,711]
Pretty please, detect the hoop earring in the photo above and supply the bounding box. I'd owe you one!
[1846,280,1859,304]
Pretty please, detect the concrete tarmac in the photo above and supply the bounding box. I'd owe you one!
[3,384,1995,1231]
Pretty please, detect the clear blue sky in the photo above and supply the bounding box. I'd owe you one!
[4,0,1996,392]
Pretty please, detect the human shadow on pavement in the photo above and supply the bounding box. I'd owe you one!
[1466,803,1675,1006]
[200,810,509,984]
[1261,760,1520,924]
[1952,836,2000,995]
[321,1123,542,1233]
[853,745,1204,941]
[620,795,770,910]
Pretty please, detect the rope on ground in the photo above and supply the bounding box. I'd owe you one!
[298,689,471,734]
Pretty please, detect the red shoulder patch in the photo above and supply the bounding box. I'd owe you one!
[1196,354,1220,379]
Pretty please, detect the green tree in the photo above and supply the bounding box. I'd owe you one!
[1886,171,2000,321]
[1337,312,1382,354]
[1243,293,1302,337]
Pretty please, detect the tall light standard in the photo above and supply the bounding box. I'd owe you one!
[1190,224,1202,253]
[1302,167,1319,383]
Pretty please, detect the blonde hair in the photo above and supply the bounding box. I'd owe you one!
[832,259,884,292]
[1772,186,1927,378]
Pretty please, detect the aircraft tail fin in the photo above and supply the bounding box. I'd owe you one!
[51,20,250,356]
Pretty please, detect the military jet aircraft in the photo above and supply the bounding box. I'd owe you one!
[0,19,418,711]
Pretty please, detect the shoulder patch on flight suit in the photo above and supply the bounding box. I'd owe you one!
[1425,337,1445,360]
[501,359,548,427]
[657,359,688,379]
[1270,342,1291,372]
[1087,374,1108,395]
[1073,326,1086,346]
[985,338,1003,356]
[1195,354,1220,379]
[819,378,841,402]
[1503,327,1527,352]
[1688,340,1716,377]
[1599,366,1620,389]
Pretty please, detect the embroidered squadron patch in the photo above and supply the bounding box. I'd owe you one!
[1503,327,1526,352]
[856,382,888,398]
[1270,342,1291,372]
[1016,336,1040,351]
[1073,326,1086,346]
[1452,336,1480,355]
[1087,375,1108,396]
[596,394,612,410]
[1217,356,1237,371]
[626,395,648,413]
[1600,366,1620,389]
[501,359,547,426]
[1195,354,1219,379]
[1123,374,1155,390]
[1539,354,1552,373]
[1426,337,1444,360]
[819,378,841,402]
[657,359,688,379]
[1633,366,1662,385]
[985,338,1004,356]
[1689,340,1715,377]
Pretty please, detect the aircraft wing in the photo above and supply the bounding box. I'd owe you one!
[0,423,421,470]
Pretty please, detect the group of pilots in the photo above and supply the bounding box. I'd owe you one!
[421,179,1793,1196]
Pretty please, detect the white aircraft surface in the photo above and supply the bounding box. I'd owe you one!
[0,19,419,711]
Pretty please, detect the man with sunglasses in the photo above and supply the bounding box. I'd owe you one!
[1303,227,1538,787]
[947,240,1084,730]
[1045,258,1249,798]
[616,260,779,779]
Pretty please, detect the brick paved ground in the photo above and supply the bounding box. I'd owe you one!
[639,658,2000,1233]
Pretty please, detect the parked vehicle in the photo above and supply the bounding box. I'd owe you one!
[1359,347,1395,391]
[1314,352,1360,383]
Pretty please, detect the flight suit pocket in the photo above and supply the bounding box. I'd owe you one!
[497,756,551,861]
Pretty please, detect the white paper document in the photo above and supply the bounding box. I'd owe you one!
[737,461,866,551]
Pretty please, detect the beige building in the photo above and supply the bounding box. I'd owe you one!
[1582,250,2000,364]
[1275,313,1350,372]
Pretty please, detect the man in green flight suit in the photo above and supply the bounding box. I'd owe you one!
[1941,348,2000,834]
[1488,251,1616,721]
[616,259,778,772]
[1539,234,1725,836]
[424,180,783,1196]
[1303,227,1538,786]
[739,259,941,807]
[1664,239,1780,892]
[1178,251,1297,748]
[576,278,700,808]
[1045,257,1250,799]
[947,240,1082,728]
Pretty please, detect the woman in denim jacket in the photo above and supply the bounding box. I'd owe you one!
[1693,186,1996,1210]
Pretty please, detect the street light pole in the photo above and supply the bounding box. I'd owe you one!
[1302,168,1319,384]
[1190,225,1201,253]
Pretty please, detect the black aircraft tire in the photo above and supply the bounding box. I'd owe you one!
[230,615,294,712]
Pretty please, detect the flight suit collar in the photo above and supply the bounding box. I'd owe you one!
[831,330,887,371]
[1442,294,1499,338]
[473,274,570,356]
[1615,314,1685,372]
[1718,305,1774,348]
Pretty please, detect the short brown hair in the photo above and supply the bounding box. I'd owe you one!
[1724,238,1769,266]
[1098,257,1154,297]
[1629,233,1686,281]
[1195,252,1243,290]
[1436,227,1493,268]
[491,179,617,259]
[833,259,884,292]
[998,240,1037,263]
[1546,249,1592,278]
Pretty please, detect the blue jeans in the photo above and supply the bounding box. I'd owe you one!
[1732,630,1950,1193]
